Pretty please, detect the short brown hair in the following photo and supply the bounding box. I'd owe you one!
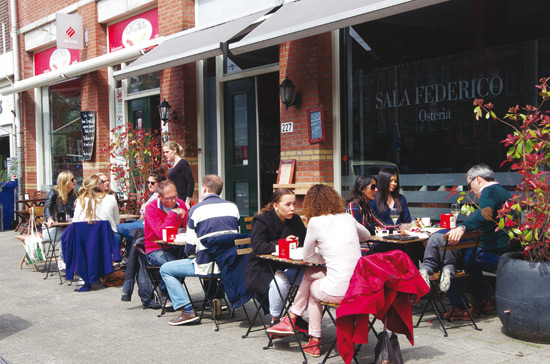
[302,184,345,219]
[158,180,177,196]
[203,175,223,195]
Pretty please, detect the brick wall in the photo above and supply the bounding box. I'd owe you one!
[0,0,10,51]
[279,33,334,185]
[158,0,199,201]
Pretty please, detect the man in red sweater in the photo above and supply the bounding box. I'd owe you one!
[144,180,188,267]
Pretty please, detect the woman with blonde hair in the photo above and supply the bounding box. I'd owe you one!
[163,141,194,209]
[43,171,78,269]
[267,184,371,357]
[73,175,121,247]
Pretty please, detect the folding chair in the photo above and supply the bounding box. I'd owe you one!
[197,233,252,331]
[315,299,376,364]
[415,231,483,336]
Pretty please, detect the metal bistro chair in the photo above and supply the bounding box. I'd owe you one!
[196,233,252,331]
[415,231,483,337]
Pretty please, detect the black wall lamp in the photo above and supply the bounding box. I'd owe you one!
[278,77,301,110]
[158,98,177,125]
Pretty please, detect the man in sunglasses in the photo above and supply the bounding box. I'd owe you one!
[419,164,518,319]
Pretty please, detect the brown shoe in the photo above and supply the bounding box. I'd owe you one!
[443,307,473,321]
[474,298,496,315]
[169,309,199,326]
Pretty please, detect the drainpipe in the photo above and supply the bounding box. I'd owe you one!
[10,0,23,199]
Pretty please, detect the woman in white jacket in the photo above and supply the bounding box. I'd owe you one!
[73,175,121,247]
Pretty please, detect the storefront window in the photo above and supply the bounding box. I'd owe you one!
[340,0,550,219]
[128,70,160,94]
[50,79,82,184]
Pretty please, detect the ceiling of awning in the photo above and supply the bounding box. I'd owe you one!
[112,9,272,81]
[229,0,447,55]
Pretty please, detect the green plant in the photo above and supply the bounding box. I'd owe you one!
[473,78,550,262]
[103,123,163,208]
[0,169,9,193]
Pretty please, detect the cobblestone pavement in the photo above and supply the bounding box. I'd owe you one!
[1,230,549,364]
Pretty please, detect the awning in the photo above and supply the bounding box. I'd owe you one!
[0,37,163,96]
[230,0,447,55]
[112,10,271,81]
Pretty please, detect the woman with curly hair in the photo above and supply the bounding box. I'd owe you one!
[267,184,371,357]
[73,175,121,247]
[117,168,167,246]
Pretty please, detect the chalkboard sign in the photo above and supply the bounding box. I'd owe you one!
[81,111,96,161]
[308,105,325,143]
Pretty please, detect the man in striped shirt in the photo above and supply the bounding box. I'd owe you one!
[160,175,240,326]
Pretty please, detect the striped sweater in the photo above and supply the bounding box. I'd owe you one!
[184,194,240,275]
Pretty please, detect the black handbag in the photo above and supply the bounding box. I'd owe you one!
[373,331,404,364]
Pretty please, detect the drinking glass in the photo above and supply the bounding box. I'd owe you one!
[390,208,399,225]
[451,203,460,220]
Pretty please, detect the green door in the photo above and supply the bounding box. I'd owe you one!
[127,95,161,131]
[224,78,258,219]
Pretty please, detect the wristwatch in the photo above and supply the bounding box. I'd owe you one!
[458,225,466,231]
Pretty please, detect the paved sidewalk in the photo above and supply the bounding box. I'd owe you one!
[1,230,549,364]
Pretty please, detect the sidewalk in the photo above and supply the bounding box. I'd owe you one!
[1,230,549,364]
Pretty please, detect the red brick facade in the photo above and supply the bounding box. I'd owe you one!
[279,33,334,185]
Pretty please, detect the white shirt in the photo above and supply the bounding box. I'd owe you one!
[73,194,120,233]
[303,213,371,296]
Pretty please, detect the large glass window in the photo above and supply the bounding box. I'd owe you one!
[341,0,550,219]
[50,79,82,184]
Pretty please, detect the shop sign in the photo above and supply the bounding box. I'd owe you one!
[0,95,13,125]
[34,47,80,76]
[108,8,159,53]
[56,13,84,50]
[81,111,96,161]
[115,88,124,126]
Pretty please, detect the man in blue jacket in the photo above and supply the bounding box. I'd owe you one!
[160,175,240,326]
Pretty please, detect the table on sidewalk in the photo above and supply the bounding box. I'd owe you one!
[251,254,319,364]
[119,214,140,223]
[43,221,72,284]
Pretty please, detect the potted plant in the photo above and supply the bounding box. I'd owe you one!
[473,77,550,343]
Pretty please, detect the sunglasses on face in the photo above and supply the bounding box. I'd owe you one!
[147,181,157,185]
[71,178,76,182]
[101,180,109,184]
[366,184,377,190]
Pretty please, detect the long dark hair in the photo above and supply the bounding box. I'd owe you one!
[347,174,375,212]
[260,188,295,214]
[376,167,401,214]
[149,168,167,184]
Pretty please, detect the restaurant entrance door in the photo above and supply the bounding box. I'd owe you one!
[224,78,258,219]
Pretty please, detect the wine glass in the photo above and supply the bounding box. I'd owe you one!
[451,203,460,220]
[390,208,399,225]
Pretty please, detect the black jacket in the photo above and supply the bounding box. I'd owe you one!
[244,209,306,298]
[44,189,77,221]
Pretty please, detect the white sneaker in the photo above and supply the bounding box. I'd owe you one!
[419,269,430,288]
[440,268,452,292]
[57,260,66,271]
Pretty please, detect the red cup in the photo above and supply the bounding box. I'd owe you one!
[278,238,298,259]
[440,213,455,229]
[162,226,178,242]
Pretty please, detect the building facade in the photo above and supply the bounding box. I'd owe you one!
[3,0,550,221]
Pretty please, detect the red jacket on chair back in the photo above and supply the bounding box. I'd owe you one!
[336,250,430,364]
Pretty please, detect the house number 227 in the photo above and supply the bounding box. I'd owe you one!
[281,122,293,133]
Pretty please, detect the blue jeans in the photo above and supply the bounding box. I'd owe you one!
[268,268,304,317]
[146,249,178,293]
[116,220,144,245]
[160,258,197,310]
